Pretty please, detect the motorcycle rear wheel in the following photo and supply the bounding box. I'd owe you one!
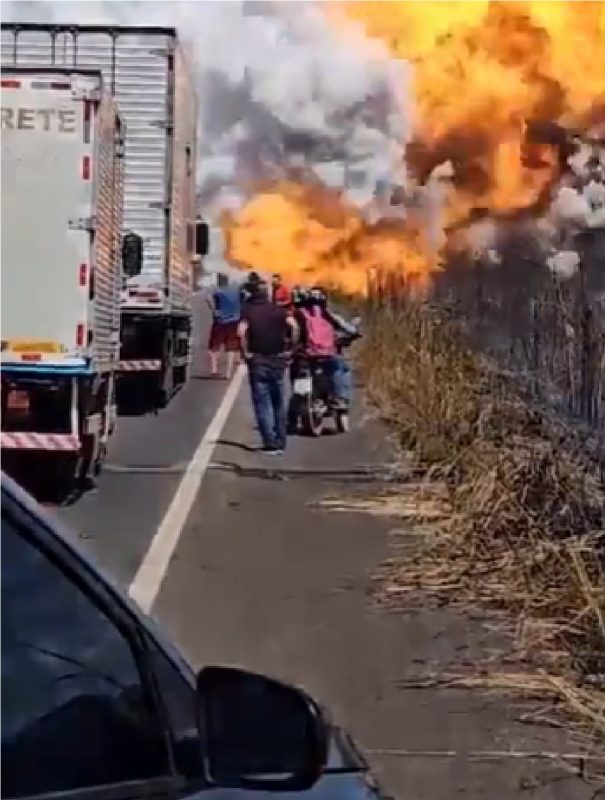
[302,398,324,437]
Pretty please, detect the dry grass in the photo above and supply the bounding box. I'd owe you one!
[358,296,605,746]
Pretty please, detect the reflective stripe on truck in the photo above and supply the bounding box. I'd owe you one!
[1,433,80,451]
[118,360,162,372]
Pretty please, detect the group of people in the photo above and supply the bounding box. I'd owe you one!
[206,272,356,455]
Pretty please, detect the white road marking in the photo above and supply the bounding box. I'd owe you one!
[129,364,246,612]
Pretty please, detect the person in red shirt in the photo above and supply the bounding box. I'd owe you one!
[271,273,291,308]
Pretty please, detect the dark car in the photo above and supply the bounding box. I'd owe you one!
[1,473,387,800]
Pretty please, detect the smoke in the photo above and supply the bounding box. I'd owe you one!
[9,0,600,281]
[3,0,413,219]
[546,250,580,280]
[541,134,605,279]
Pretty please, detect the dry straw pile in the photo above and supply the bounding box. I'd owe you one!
[358,285,605,744]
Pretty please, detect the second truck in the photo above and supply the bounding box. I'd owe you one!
[1,23,208,409]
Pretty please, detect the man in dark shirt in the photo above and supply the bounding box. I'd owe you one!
[237,281,298,454]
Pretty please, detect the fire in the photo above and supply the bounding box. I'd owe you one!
[225,1,605,293]
[225,181,435,294]
[339,1,604,213]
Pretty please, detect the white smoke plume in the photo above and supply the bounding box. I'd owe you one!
[3,0,413,221]
[543,133,605,279]
[546,250,580,280]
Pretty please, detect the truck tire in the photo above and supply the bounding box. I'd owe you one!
[157,371,172,408]
[157,334,174,408]
[173,362,188,389]
[77,433,96,484]
[94,442,107,476]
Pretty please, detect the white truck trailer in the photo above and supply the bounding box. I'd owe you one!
[1,65,126,483]
[1,24,207,409]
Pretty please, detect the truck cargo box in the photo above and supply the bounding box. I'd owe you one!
[1,67,123,372]
[1,24,198,314]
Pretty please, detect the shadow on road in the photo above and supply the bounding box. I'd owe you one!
[117,400,160,418]
[216,439,259,453]
[116,382,185,417]
[3,452,97,507]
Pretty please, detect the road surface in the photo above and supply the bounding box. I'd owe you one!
[30,293,594,800]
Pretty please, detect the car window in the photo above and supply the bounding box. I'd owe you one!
[1,514,171,798]
[148,641,200,775]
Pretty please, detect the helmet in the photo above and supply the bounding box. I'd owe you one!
[292,286,310,306]
[309,285,327,308]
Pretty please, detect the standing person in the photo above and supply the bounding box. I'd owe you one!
[271,273,291,308]
[240,271,261,305]
[237,280,298,454]
[206,273,241,379]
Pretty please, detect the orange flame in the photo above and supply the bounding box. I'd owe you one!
[225,180,435,294]
[225,1,605,293]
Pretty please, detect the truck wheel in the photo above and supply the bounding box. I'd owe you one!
[173,361,188,388]
[77,433,95,484]
[94,443,107,477]
[157,336,174,408]
[107,379,117,436]
[157,365,173,408]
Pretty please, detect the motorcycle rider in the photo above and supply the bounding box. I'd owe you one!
[295,286,358,410]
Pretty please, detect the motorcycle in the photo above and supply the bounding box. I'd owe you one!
[287,322,360,437]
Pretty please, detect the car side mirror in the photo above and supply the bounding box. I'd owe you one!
[195,220,209,257]
[122,232,143,278]
[196,666,328,792]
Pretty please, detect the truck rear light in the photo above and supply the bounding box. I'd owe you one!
[82,155,91,180]
[79,263,87,286]
[76,324,85,347]
[5,389,30,414]
[1,79,20,88]
[20,353,41,362]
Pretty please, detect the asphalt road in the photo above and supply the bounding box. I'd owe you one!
[54,293,227,584]
[29,293,593,800]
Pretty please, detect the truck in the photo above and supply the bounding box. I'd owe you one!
[1,23,208,409]
[1,65,127,484]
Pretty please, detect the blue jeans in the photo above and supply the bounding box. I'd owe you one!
[327,355,352,404]
[248,359,287,449]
